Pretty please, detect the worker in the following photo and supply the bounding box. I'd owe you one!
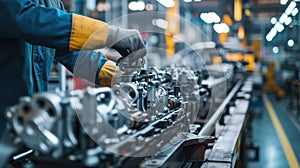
[0,0,147,138]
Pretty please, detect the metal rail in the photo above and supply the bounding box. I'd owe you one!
[198,78,244,136]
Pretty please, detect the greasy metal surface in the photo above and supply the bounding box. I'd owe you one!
[201,162,231,168]
[199,78,244,136]
[229,99,250,115]
[141,135,214,168]
[207,114,246,163]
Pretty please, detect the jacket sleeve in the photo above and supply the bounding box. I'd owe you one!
[0,0,109,51]
[55,50,118,87]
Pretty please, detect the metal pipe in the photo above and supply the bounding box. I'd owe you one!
[59,65,66,91]
[12,149,34,161]
[198,78,244,136]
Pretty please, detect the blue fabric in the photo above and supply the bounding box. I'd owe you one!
[0,0,71,106]
[55,50,108,83]
[0,0,107,131]
[0,0,72,50]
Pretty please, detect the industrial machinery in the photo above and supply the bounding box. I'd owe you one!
[2,51,252,168]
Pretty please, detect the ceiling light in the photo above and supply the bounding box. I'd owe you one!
[128,1,145,11]
[152,18,169,29]
[213,23,230,33]
[266,28,277,42]
[272,46,279,54]
[97,3,111,12]
[285,17,292,25]
[292,8,299,16]
[146,4,156,11]
[211,12,221,23]
[271,17,277,24]
[200,12,220,24]
[280,0,288,5]
[285,1,297,15]
[155,18,169,29]
[183,0,192,2]
[266,34,273,42]
[274,22,284,32]
[279,13,288,23]
[269,28,278,37]
[288,39,295,47]
[157,0,175,8]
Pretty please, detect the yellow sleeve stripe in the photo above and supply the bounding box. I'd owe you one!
[98,60,118,87]
[69,14,109,51]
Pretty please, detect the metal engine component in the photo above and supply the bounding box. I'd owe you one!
[4,58,219,167]
[6,93,61,155]
[5,88,132,157]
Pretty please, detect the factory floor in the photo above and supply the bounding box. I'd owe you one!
[247,94,300,168]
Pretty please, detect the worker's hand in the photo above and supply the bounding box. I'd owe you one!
[105,26,147,60]
[98,60,119,87]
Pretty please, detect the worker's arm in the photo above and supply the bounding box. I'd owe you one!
[0,0,108,51]
[55,50,118,87]
[0,0,146,57]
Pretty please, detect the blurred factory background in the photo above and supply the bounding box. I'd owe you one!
[54,1,300,167]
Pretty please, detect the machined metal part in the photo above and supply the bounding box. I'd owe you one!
[199,78,245,136]
[6,93,62,155]
[4,56,249,167]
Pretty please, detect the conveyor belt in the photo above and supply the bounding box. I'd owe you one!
[201,78,253,168]
[199,78,245,136]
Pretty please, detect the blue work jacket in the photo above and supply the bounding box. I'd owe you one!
[0,0,108,131]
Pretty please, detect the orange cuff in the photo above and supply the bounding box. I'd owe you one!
[98,60,119,87]
[69,14,109,50]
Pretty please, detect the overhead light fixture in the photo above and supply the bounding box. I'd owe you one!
[272,46,279,54]
[152,18,169,29]
[211,12,221,23]
[280,0,288,5]
[285,17,292,25]
[183,0,192,2]
[266,28,277,42]
[266,34,273,42]
[266,33,275,42]
[274,22,284,32]
[86,0,96,10]
[285,1,297,15]
[271,17,277,24]
[292,8,299,16]
[146,4,156,11]
[128,1,145,11]
[194,0,202,2]
[156,18,169,29]
[97,2,111,12]
[200,12,220,24]
[245,9,251,16]
[269,28,278,37]
[288,39,295,47]
[157,0,175,8]
[213,23,230,33]
[267,1,299,42]
[279,13,288,23]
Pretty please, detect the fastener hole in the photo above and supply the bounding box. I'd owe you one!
[37,99,46,108]
[47,108,55,117]
[22,105,31,114]
[17,116,24,126]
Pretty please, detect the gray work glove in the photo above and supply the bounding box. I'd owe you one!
[105,26,147,60]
